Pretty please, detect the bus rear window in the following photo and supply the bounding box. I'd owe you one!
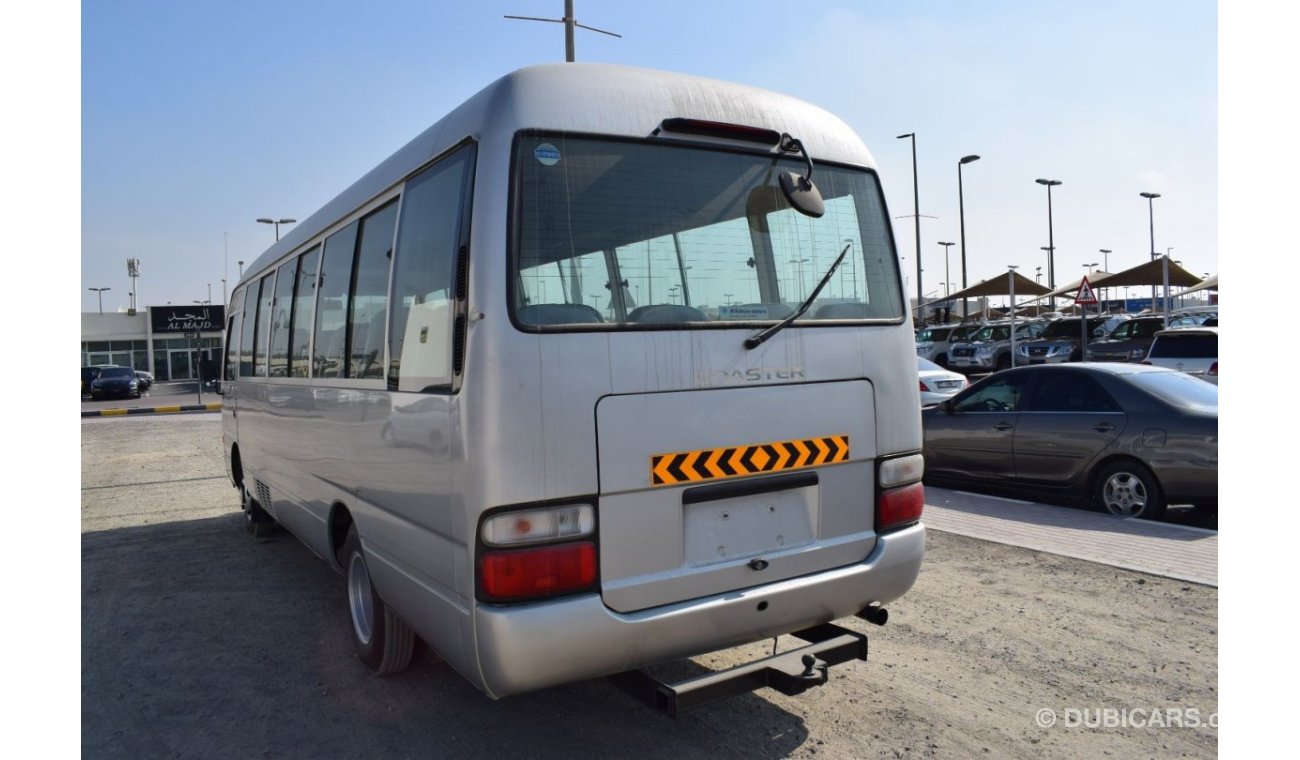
[511,134,902,329]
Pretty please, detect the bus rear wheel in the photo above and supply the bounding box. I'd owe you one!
[339,526,414,675]
[242,484,277,539]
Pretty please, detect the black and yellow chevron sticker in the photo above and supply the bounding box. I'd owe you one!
[651,435,850,487]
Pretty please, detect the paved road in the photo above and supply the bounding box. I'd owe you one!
[81,415,1217,758]
[81,380,217,413]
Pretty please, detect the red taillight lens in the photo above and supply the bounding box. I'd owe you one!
[919,379,931,392]
[876,482,924,532]
[1208,361,1218,376]
[479,541,597,602]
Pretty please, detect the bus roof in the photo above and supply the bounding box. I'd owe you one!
[237,63,877,288]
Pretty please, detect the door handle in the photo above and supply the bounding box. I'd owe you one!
[993,421,1013,431]
[1093,422,1114,432]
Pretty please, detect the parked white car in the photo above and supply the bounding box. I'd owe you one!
[1143,327,1217,384]
[917,356,968,406]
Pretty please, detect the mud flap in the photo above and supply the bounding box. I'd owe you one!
[610,622,868,718]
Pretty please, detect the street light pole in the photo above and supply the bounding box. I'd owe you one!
[257,217,297,241]
[1140,192,1161,317]
[88,287,111,314]
[957,155,981,319]
[1036,178,1062,310]
[897,133,922,321]
[937,242,955,303]
[1007,265,1019,366]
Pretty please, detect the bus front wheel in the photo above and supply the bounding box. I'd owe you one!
[339,526,415,675]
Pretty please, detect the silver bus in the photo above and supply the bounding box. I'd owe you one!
[221,63,925,712]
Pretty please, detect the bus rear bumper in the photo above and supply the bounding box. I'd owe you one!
[471,522,925,698]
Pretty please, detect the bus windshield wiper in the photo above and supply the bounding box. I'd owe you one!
[744,242,852,350]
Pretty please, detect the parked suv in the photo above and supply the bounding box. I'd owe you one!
[1014,316,1109,365]
[947,320,1048,373]
[1087,315,1166,362]
[1143,327,1218,384]
[916,323,981,368]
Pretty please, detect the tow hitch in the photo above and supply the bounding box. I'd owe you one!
[611,621,872,718]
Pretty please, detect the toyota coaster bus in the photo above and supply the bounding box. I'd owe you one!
[220,63,925,714]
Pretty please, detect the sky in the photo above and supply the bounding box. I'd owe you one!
[77,0,1219,313]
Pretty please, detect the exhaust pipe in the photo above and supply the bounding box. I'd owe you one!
[857,603,888,627]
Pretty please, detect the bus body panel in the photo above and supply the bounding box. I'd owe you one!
[595,380,878,612]
[472,523,924,698]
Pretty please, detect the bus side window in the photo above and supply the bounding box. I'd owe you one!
[388,147,472,392]
[253,272,275,377]
[349,201,399,380]
[268,257,298,377]
[238,283,259,377]
[224,310,241,382]
[314,222,359,379]
[289,247,321,378]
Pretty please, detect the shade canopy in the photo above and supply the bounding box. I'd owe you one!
[1039,272,1113,300]
[1177,273,1218,296]
[923,270,1051,309]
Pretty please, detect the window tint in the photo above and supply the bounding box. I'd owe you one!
[314,221,359,379]
[1024,371,1120,412]
[224,311,241,382]
[512,134,901,328]
[238,283,259,377]
[389,148,472,391]
[253,273,275,377]
[1133,320,1165,338]
[290,247,321,378]
[1149,334,1217,359]
[349,201,398,380]
[953,373,1031,413]
[267,258,298,377]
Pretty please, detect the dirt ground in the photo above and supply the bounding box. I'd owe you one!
[82,415,1217,758]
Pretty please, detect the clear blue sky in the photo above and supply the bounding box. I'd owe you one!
[79,0,1218,312]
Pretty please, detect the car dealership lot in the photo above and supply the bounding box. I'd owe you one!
[82,415,1216,758]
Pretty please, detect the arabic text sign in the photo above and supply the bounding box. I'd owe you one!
[150,305,226,333]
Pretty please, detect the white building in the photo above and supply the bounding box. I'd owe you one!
[81,305,225,381]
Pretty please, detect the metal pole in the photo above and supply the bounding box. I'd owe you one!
[897,134,922,321]
[565,0,575,62]
[1008,268,1017,368]
[1141,192,1160,312]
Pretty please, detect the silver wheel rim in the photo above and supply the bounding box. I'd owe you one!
[348,552,375,645]
[1102,471,1148,517]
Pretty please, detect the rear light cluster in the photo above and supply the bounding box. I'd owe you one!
[918,380,930,392]
[478,504,597,603]
[1208,362,1218,377]
[876,454,924,533]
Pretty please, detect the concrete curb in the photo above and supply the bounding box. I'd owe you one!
[82,403,222,418]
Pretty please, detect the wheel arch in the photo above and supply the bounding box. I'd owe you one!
[328,501,355,570]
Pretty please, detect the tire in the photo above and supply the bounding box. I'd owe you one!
[338,526,415,675]
[935,354,949,369]
[242,485,277,539]
[995,354,1012,371]
[1094,460,1165,519]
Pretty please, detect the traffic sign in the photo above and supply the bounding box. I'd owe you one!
[1074,276,1099,305]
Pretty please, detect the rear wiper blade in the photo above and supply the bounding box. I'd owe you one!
[744,242,853,350]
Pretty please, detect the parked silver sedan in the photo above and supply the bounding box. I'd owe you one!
[921,363,1217,519]
[917,356,968,407]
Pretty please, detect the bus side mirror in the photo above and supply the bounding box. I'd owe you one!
[779,171,825,218]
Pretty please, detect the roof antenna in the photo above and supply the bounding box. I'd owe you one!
[505,1,621,62]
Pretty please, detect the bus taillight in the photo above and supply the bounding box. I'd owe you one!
[479,542,597,602]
